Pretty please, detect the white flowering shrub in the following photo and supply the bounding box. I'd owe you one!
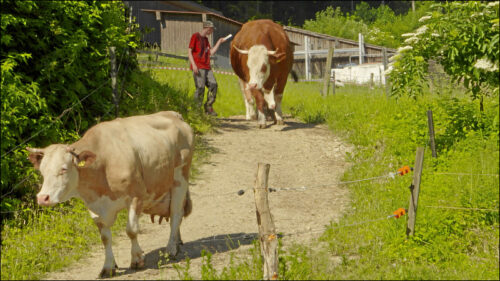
[389,1,499,103]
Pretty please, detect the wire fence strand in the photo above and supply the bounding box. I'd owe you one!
[422,205,499,212]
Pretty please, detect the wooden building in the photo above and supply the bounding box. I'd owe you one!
[124,1,241,70]
[125,1,396,77]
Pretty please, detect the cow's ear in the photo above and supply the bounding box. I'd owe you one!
[269,53,285,64]
[26,147,44,170]
[76,150,96,168]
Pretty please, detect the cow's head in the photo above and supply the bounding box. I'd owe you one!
[27,144,95,206]
[233,44,280,109]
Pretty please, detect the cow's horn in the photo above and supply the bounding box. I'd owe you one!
[26,147,44,154]
[267,48,278,55]
[66,146,79,159]
[233,45,249,54]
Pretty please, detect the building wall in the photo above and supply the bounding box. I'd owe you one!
[158,13,241,70]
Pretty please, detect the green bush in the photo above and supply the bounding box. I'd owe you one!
[389,1,499,103]
[1,0,139,218]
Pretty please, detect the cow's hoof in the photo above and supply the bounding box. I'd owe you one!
[166,243,179,258]
[258,124,267,129]
[98,267,116,279]
[130,259,145,269]
[276,120,284,125]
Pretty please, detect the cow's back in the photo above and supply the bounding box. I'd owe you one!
[72,111,193,198]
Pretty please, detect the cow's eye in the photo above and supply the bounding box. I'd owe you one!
[60,167,68,175]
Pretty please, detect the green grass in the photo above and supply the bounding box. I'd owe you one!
[167,75,498,279]
[0,68,215,280]
[2,65,498,280]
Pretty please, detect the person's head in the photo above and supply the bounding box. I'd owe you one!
[201,20,214,36]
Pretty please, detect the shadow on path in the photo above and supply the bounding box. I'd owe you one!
[113,232,258,276]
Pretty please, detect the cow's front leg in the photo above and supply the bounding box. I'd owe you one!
[256,103,267,129]
[166,166,188,257]
[245,98,257,120]
[274,93,284,125]
[127,197,144,269]
[238,79,256,120]
[93,218,118,278]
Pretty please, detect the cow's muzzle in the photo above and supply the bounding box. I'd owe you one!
[37,194,52,206]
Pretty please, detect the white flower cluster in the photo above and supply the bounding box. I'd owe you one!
[419,15,432,22]
[397,46,413,53]
[474,58,499,71]
[431,33,440,37]
[487,2,499,7]
[415,25,428,35]
[384,65,393,75]
[404,37,419,44]
[401,33,416,37]
[389,54,400,62]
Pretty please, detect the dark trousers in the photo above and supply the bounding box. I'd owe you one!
[193,69,217,110]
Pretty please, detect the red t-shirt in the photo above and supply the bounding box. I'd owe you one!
[189,32,211,70]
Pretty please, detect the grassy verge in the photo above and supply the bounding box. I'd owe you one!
[0,66,215,280]
[2,65,497,280]
[177,77,498,279]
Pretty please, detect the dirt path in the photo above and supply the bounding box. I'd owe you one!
[46,115,352,280]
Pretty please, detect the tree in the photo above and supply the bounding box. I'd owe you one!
[1,0,140,215]
[388,1,499,110]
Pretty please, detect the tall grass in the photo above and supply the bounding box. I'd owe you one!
[2,64,497,280]
[0,67,215,280]
[188,77,499,279]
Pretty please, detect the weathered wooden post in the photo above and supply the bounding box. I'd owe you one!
[109,46,118,118]
[383,47,389,98]
[304,36,310,81]
[370,73,374,89]
[253,163,278,280]
[406,147,424,237]
[322,46,334,96]
[427,110,437,158]
[331,71,336,95]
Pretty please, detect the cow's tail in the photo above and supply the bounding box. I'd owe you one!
[183,189,192,217]
[290,70,298,82]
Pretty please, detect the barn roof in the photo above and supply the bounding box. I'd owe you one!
[141,9,244,26]
[283,25,397,53]
[141,8,396,53]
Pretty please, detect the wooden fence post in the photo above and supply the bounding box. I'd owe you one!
[427,110,437,158]
[109,46,118,118]
[406,147,425,237]
[331,71,336,95]
[370,73,374,89]
[383,47,389,98]
[253,163,278,280]
[322,46,334,97]
[304,36,310,81]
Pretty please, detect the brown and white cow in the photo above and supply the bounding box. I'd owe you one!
[230,19,296,128]
[27,111,194,278]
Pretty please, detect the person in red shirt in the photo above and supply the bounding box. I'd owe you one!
[188,20,228,116]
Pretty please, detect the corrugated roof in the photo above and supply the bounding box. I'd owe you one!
[141,9,243,26]
[284,25,397,52]
[141,8,396,53]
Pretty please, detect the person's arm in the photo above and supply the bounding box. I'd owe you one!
[210,38,227,56]
[188,48,198,74]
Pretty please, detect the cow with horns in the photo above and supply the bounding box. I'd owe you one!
[26,111,194,278]
[230,19,297,128]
